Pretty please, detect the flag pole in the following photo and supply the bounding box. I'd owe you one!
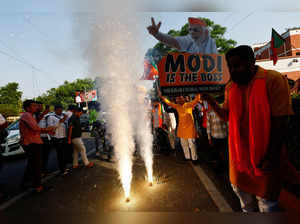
[284,42,287,56]
[154,75,160,94]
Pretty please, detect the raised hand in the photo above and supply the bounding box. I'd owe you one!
[147,17,161,36]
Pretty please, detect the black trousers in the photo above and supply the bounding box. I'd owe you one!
[154,128,172,154]
[41,137,52,173]
[210,137,228,165]
[200,127,208,141]
[22,144,42,188]
[52,138,67,172]
[174,137,186,160]
[0,152,3,171]
[65,143,73,165]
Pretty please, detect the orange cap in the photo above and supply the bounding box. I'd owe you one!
[188,17,206,27]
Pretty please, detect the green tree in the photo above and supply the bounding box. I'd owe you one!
[0,82,22,105]
[153,17,237,55]
[0,82,22,116]
[36,78,94,109]
[0,104,20,117]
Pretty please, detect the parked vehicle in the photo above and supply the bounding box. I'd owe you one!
[0,120,25,157]
[1,112,57,157]
[91,119,114,162]
[80,113,90,132]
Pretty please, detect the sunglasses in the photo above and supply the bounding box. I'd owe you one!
[188,27,202,32]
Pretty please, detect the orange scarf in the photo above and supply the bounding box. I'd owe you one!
[229,70,270,176]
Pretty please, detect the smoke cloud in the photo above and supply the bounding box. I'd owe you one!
[74,0,153,198]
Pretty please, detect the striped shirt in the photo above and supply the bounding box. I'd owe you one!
[47,114,67,139]
[206,110,228,140]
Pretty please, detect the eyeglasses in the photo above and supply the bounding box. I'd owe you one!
[188,27,202,32]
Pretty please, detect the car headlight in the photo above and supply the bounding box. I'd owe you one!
[7,135,20,145]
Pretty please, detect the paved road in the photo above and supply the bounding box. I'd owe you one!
[3,155,220,212]
[0,135,95,203]
[0,133,242,212]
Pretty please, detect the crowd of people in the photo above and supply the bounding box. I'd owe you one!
[0,16,299,213]
[149,45,300,212]
[151,90,228,170]
[147,16,300,213]
[19,100,94,193]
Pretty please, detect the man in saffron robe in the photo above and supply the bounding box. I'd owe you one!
[158,90,201,164]
[201,45,294,212]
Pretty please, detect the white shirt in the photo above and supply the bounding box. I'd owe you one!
[65,111,73,120]
[206,110,228,140]
[38,116,47,128]
[47,114,66,139]
[175,35,217,54]
[168,113,176,130]
[38,113,51,139]
[0,113,6,125]
[76,96,81,103]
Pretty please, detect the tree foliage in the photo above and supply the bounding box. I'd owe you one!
[0,104,20,117]
[0,82,22,105]
[153,17,237,55]
[0,82,22,117]
[35,78,94,109]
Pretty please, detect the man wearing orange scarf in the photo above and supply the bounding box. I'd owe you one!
[202,45,294,212]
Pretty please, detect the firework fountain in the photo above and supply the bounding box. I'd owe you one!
[79,1,154,202]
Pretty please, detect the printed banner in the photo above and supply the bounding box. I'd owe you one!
[158,53,230,95]
[75,90,97,103]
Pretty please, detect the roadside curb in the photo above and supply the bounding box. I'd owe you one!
[191,162,233,212]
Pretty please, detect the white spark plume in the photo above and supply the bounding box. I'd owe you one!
[76,2,154,198]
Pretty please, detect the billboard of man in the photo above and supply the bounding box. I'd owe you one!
[147,17,217,54]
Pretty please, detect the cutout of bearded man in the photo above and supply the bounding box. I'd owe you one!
[147,17,217,54]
